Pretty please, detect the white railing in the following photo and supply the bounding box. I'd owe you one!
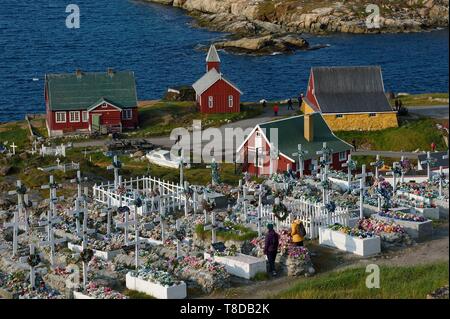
[260,198,349,239]
[92,176,188,215]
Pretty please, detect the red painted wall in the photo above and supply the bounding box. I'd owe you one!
[207,62,220,73]
[240,128,351,176]
[47,102,139,133]
[199,79,240,113]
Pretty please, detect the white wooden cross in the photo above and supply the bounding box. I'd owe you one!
[387,162,402,193]
[56,157,61,168]
[204,211,218,244]
[41,175,62,219]
[421,151,436,181]
[355,165,371,219]
[342,154,357,191]
[320,164,330,204]
[10,142,17,155]
[31,140,38,155]
[38,209,65,266]
[4,210,26,257]
[107,155,122,189]
[183,181,190,217]
[8,180,28,233]
[242,183,248,222]
[116,206,132,246]
[28,244,38,288]
[176,219,182,259]
[179,149,185,186]
[257,189,263,237]
[133,195,142,269]
[316,142,333,166]
[269,142,279,176]
[292,144,308,178]
[370,154,384,180]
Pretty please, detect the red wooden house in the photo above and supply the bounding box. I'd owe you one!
[45,69,139,137]
[192,45,242,113]
[237,113,352,176]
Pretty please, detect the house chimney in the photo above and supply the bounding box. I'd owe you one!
[107,68,114,77]
[75,69,82,78]
[304,114,314,142]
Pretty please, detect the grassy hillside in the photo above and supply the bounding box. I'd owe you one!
[275,262,449,299]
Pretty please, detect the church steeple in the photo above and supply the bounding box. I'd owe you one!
[206,45,221,73]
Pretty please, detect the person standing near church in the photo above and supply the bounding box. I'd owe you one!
[298,93,304,109]
[287,98,293,110]
[264,224,279,276]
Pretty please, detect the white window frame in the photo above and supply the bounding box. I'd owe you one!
[82,111,89,123]
[369,113,377,117]
[339,151,347,162]
[208,96,214,108]
[122,109,132,120]
[336,114,344,118]
[55,112,66,123]
[228,95,233,108]
[69,111,80,123]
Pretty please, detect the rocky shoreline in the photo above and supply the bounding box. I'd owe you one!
[144,0,449,55]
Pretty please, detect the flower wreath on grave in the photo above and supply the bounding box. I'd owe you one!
[325,201,336,213]
[321,179,331,190]
[118,206,130,213]
[213,244,238,257]
[27,253,41,267]
[16,184,27,195]
[175,228,186,241]
[202,199,216,212]
[80,248,94,263]
[273,202,289,221]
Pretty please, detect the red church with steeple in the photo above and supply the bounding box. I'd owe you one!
[192,45,242,113]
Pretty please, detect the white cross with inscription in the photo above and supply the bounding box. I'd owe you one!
[292,144,308,178]
[116,206,133,246]
[421,151,436,181]
[8,180,28,232]
[387,162,401,193]
[370,154,384,180]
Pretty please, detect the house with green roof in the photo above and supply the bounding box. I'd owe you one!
[45,69,139,136]
[237,113,353,176]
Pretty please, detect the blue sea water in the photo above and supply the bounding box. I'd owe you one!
[0,0,448,122]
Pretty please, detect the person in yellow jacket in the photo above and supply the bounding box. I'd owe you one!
[291,219,305,246]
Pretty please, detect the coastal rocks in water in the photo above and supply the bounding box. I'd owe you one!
[215,34,309,55]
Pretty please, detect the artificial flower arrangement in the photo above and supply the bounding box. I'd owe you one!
[328,223,375,239]
[130,267,181,287]
[0,271,62,299]
[357,218,405,235]
[378,210,427,222]
[83,281,128,299]
[210,244,238,257]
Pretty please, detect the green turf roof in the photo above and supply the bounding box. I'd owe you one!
[46,70,138,111]
[258,113,352,161]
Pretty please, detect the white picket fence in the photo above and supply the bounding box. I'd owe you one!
[92,176,188,214]
[260,198,349,239]
[40,144,66,157]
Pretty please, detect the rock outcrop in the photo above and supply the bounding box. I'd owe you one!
[146,0,449,54]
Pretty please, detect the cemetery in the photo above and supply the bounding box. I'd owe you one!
[0,135,448,299]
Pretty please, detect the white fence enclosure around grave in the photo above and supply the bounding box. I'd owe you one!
[92,176,187,214]
[260,199,350,240]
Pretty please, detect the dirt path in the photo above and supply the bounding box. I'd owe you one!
[200,222,449,299]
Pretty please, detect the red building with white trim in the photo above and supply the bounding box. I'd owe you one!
[192,45,242,113]
[237,113,352,176]
[45,69,139,136]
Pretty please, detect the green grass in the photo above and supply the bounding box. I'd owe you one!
[336,118,447,152]
[0,121,30,148]
[131,101,263,137]
[195,223,258,242]
[252,272,270,281]
[123,289,155,299]
[391,93,449,107]
[275,262,449,299]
